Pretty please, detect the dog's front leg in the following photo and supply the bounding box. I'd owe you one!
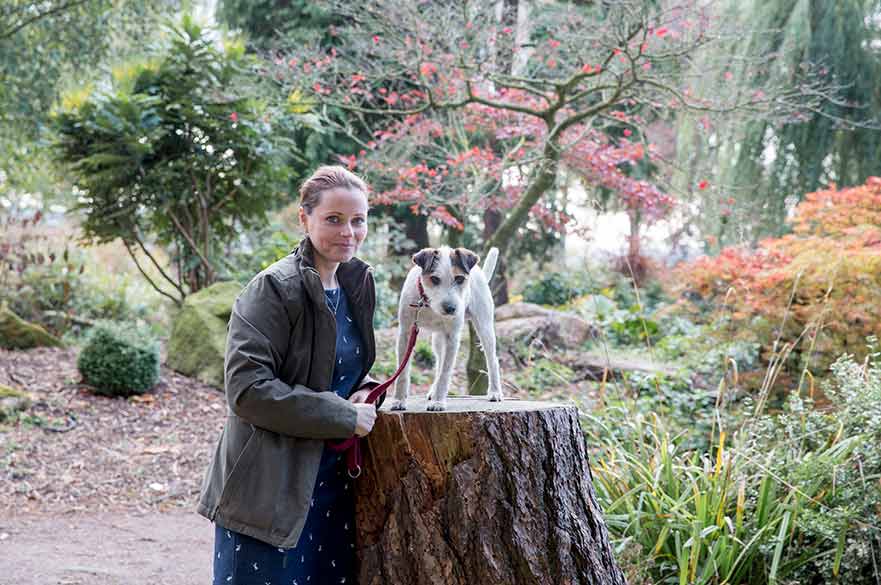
[426,332,445,402]
[474,315,503,402]
[426,327,461,411]
[389,320,413,411]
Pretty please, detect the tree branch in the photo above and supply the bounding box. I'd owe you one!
[132,231,185,299]
[1,0,92,40]
[167,209,216,282]
[466,82,549,118]
[122,240,183,307]
[550,79,630,141]
[484,141,561,257]
[485,73,553,105]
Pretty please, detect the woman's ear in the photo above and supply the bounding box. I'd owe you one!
[298,206,308,233]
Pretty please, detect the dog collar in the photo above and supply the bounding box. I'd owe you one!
[411,278,430,308]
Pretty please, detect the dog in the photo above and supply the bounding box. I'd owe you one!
[389,246,502,412]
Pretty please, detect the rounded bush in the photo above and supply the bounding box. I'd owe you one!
[77,321,160,397]
[522,272,583,306]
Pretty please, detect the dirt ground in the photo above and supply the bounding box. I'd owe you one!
[0,510,212,585]
[0,346,226,585]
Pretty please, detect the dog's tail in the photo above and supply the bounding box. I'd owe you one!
[482,247,499,282]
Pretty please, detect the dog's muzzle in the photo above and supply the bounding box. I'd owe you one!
[441,302,457,315]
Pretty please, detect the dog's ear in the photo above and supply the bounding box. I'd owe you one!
[412,248,439,273]
[453,248,480,273]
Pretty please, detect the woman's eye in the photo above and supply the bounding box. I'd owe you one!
[454,275,466,285]
[326,216,339,224]
[353,217,366,225]
[430,276,441,286]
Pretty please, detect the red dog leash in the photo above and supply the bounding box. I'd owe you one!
[326,281,428,478]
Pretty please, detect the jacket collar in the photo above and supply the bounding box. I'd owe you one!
[294,236,372,304]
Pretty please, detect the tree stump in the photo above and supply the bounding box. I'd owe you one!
[356,396,626,585]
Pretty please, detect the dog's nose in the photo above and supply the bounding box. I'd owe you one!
[442,302,457,315]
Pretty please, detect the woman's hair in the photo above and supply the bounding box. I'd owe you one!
[298,165,368,214]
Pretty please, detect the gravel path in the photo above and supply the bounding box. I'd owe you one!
[0,510,212,585]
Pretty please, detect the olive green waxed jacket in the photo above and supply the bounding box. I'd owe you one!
[196,237,377,548]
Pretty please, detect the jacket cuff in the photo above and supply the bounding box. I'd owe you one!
[341,399,359,436]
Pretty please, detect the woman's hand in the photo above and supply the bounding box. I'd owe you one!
[353,403,377,437]
[348,389,373,404]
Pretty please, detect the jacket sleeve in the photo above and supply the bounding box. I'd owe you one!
[223,273,358,440]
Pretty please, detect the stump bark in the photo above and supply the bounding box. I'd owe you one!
[355,396,627,585]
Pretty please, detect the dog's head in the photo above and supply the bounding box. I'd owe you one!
[412,246,480,318]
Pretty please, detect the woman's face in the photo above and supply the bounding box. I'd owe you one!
[299,187,369,265]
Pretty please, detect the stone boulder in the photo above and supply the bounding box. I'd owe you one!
[495,302,596,350]
[166,281,242,388]
[0,303,64,350]
[0,384,31,422]
[568,351,679,381]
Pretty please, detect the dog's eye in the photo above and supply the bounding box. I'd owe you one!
[454,275,466,285]
[430,276,441,286]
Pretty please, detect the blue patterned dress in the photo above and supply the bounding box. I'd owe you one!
[213,285,365,585]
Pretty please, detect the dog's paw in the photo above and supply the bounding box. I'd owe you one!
[487,391,503,402]
[426,400,447,412]
[426,386,436,401]
[388,398,408,411]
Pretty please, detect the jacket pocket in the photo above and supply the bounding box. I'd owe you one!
[217,420,260,511]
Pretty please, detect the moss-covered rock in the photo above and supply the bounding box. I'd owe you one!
[166,281,242,388]
[0,303,64,350]
[0,384,32,422]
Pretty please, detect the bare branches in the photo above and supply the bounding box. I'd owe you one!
[121,239,183,307]
[166,210,216,284]
[132,232,185,300]
[275,0,848,257]
[0,0,92,40]
[466,82,550,119]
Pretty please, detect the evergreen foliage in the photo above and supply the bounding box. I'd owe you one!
[52,17,290,300]
[77,321,160,397]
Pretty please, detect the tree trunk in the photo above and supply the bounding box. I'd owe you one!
[355,396,627,585]
[468,207,509,395]
[465,321,487,396]
[396,209,430,289]
[483,207,509,306]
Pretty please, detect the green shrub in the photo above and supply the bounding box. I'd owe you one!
[1,236,165,340]
[77,321,160,397]
[413,340,435,369]
[757,347,881,585]
[608,310,660,345]
[370,265,400,329]
[225,227,301,284]
[514,358,574,395]
[522,271,587,306]
[586,345,881,585]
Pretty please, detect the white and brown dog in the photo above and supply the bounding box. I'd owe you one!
[390,246,502,411]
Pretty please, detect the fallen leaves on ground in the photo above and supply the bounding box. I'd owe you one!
[0,347,225,517]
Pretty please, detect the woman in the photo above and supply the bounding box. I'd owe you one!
[198,165,381,584]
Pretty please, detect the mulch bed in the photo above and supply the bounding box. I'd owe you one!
[0,347,224,517]
[0,338,577,518]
